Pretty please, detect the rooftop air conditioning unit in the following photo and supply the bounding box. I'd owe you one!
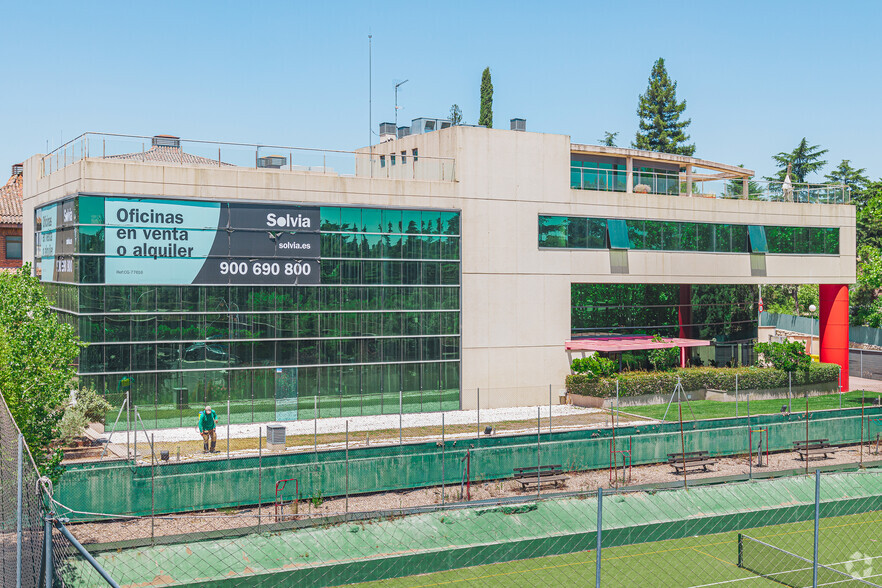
[510,118,526,132]
[152,135,181,148]
[257,155,287,169]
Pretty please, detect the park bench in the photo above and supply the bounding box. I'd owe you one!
[793,439,836,461]
[513,465,569,489]
[667,451,717,474]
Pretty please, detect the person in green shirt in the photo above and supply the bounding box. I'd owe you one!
[197,405,220,453]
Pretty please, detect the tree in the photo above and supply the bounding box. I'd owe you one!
[633,58,695,156]
[648,335,680,371]
[0,265,83,480]
[478,67,493,128]
[449,104,463,126]
[856,182,882,248]
[825,159,869,195]
[754,341,811,374]
[766,138,828,183]
[599,131,618,147]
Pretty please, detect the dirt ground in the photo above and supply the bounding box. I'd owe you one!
[68,441,882,547]
[65,410,645,464]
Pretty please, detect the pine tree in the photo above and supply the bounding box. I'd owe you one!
[766,138,828,183]
[598,131,618,147]
[633,58,695,155]
[825,159,869,194]
[478,67,493,128]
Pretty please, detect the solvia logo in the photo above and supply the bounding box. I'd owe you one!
[266,212,312,229]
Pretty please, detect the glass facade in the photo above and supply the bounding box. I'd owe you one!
[36,195,461,427]
[539,216,839,255]
[571,156,680,195]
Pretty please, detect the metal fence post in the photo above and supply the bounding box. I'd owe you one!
[258,426,263,533]
[735,374,739,418]
[477,388,480,440]
[126,390,130,460]
[345,421,349,515]
[17,434,23,588]
[441,413,446,507]
[151,434,155,545]
[314,397,318,453]
[788,373,792,413]
[44,515,53,587]
[813,469,820,588]
[596,487,603,587]
[537,406,541,499]
[549,384,553,434]
[227,399,230,460]
[134,405,138,462]
[399,390,403,445]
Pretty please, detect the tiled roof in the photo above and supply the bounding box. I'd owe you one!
[105,145,235,167]
[0,170,22,225]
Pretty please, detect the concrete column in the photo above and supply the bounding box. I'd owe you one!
[742,177,749,199]
[819,284,849,391]
[678,284,692,367]
[685,166,693,197]
[626,157,633,193]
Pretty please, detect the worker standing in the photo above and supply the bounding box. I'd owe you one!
[198,405,220,453]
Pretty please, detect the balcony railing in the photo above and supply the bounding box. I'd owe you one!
[571,165,849,204]
[40,132,456,182]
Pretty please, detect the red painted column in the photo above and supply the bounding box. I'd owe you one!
[819,284,849,392]
[678,284,691,368]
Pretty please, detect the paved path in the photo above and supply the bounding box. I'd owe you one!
[850,376,882,393]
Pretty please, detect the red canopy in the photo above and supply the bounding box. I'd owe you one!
[566,336,711,353]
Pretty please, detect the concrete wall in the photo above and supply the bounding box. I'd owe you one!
[23,126,857,410]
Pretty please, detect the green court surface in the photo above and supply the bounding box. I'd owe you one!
[353,510,882,587]
[69,471,882,587]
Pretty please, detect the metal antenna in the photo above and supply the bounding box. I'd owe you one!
[369,33,373,177]
[394,79,409,134]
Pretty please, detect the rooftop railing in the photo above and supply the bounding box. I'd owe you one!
[571,165,850,204]
[40,132,456,182]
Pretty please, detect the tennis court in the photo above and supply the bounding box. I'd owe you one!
[353,509,882,587]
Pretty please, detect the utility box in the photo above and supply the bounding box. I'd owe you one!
[266,425,287,452]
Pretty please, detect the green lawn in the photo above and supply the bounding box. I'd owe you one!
[619,390,882,421]
[350,509,882,587]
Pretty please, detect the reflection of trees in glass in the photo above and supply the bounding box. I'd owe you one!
[572,283,758,342]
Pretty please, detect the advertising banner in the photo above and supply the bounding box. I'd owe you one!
[103,197,321,285]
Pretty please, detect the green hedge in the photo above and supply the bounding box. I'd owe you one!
[566,363,841,398]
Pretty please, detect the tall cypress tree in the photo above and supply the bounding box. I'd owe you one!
[478,67,493,128]
[633,58,694,156]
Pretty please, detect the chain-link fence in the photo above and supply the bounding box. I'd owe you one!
[1,392,47,587]
[44,468,882,587]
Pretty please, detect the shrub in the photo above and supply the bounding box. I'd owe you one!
[58,388,112,445]
[648,335,680,371]
[754,341,810,373]
[566,363,840,398]
[571,355,616,378]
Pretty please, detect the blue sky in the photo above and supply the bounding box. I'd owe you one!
[2,0,880,182]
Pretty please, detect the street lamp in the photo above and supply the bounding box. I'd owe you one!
[809,304,817,357]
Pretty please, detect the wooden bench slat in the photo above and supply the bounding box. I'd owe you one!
[516,475,569,486]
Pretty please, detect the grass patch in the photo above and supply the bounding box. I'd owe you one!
[620,390,881,421]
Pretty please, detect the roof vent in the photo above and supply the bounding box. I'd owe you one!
[11,163,23,175]
[152,135,181,148]
[257,155,287,169]
[510,118,526,132]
